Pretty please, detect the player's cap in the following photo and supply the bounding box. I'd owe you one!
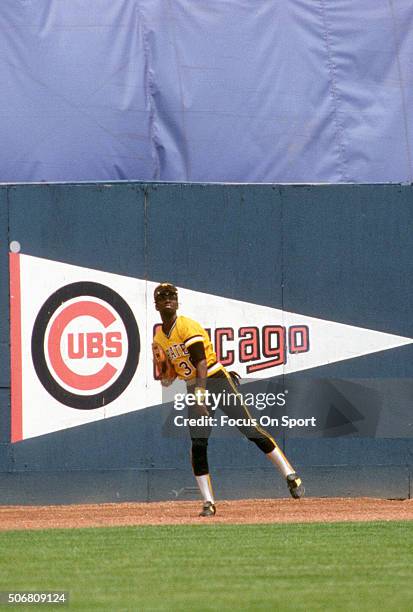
[154,282,178,301]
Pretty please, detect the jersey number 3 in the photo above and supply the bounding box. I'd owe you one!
[179,361,193,377]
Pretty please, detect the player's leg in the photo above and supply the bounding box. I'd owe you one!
[219,372,305,499]
[188,408,216,516]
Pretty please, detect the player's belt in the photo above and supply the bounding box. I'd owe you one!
[186,362,224,386]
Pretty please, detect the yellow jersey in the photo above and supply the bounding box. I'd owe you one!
[153,315,223,381]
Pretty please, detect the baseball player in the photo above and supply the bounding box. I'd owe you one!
[152,282,304,517]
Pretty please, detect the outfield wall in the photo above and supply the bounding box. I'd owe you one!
[1,182,413,504]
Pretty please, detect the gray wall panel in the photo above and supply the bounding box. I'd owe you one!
[0,187,8,343]
[0,343,10,388]
[0,469,149,505]
[281,184,413,336]
[8,183,146,278]
[146,184,283,306]
[0,389,10,445]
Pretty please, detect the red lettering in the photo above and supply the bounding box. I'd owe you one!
[67,333,84,359]
[289,325,309,353]
[247,326,286,373]
[105,331,122,357]
[215,328,234,367]
[67,332,123,359]
[86,332,104,358]
[239,327,260,362]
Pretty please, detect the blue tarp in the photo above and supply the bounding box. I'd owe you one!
[1,0,412,183]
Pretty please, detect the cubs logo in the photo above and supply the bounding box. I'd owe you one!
[31,282,140,409]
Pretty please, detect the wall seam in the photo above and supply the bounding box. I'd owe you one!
[167,0,191,181]
[279,185,287,453]
[319,0,350,183]
[136,0,160,180]
[388,0,413,183]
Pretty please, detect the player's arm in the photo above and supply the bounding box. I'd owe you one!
[188,342,208,416]
[188,342,207,386]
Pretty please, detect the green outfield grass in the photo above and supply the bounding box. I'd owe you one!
[1,522,412,611]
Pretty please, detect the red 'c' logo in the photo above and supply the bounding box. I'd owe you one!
[47,300,120,391]
[32,282,140,410]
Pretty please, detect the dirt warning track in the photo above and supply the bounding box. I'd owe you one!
[0,497,412,531]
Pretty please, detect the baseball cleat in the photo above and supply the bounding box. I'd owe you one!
[199,501,216,517]
[287,473,305,499]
